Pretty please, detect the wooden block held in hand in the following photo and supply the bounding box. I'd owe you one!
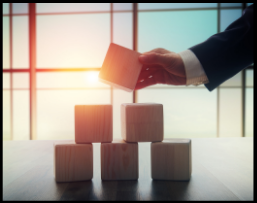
[75,105,112,143]
[54,142,93,182]
[101,139,138,180]
[121,103,163,142]
[151,139,192,181]
[98,43,142,92]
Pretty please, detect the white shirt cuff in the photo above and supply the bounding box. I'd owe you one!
[178,50,209,86]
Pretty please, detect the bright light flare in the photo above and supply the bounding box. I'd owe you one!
[84,71,99,85]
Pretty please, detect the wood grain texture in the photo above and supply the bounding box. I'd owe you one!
[3,138,253,200]
[151,139,191,181]
[101,139,138,180]
[54,142,93,182]
[98,43,142,92]
[121,103,163,142]
[75,105,112,143]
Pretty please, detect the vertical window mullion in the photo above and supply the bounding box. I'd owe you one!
[10,3,13,140]
[29,3,37,140]
[110,3,113,105]
[242,3,247,137]
[133,3,138,103]
[242,69,246,137]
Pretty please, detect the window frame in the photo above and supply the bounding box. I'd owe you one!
[3,3,253,140]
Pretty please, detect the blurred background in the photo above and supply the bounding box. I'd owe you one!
[3,3,253,141]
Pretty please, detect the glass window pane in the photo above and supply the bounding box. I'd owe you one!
[139,3,217,10]
[3,90,11,140]
[247,3,253,6]
[36,3,110,13]
[13,90,30,140]
[113,89,133,139]
[220,9,242,32]
[13,3,28,14]
[37,89,110,140]
[13,73,29,88]
[221,3,242,7]
[138,11,217,53]
[113,3,132,11]
[3,73,10,89]
[37,72,109,88]
[13,16,29,69]
[220,71,241,87]
[3,3,9,14]
[3,17,10,69]
[246,70,253,87]
[113,12,132,49]
[219,88,241,137]
[245,88,253,137]
[37,14,110,68]
[138,89,217,138]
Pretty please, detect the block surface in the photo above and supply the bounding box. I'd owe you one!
[121,103,163,142]
[98,43,142,92]
[75,105,112,143]
[54,142,93,182]
[151,139,192,181]
[101,139,138,180]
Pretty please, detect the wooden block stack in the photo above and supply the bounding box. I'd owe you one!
[54,105,112,182]
[53,43,192,182]
[98,43,142,180]
[101,103,164,181]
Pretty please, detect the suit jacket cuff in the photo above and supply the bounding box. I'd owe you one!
[178,50,209,86]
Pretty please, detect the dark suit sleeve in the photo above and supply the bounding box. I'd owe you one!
[189,4,254,91]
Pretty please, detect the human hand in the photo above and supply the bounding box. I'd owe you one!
[135,48,186,90]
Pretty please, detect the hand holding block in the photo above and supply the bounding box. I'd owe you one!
[98,43,142,92]
[75,105,112,143]
[121,103,163,142]
[101,139,138,180]
[54,142,93,182]
[151,139,192,181]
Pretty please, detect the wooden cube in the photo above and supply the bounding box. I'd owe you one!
[151,139,192,181]
[98,43,142,92]
[75,105,112,143]
[101,139,138,180]
[121,103,163,142]
[54,142,93,182]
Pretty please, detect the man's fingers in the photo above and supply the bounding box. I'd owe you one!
[135,77,157,90]
[139,53,162,64]
[137,71,150,82]
[135,69,167,90]
[166,74,187,85]
[137,68,160,81]
[136,69,187,89]
[142,48,169,55]
[139,52,171,66]
[142,64,163,71]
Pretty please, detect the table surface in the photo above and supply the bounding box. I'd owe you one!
[3,138,253,201]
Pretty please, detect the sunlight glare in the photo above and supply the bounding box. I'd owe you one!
[84,71,99,85]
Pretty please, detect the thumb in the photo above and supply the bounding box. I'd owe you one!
[138,53,169,66]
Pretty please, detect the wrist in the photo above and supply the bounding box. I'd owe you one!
[175,53,186,78]
[178,50,209,86]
